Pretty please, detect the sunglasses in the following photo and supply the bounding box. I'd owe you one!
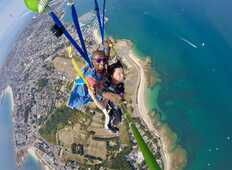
[94,57,107,64]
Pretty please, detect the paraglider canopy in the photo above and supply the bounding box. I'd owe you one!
[24,0,50,13]
[24,0,38,12]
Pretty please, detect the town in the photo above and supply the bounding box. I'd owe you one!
[0,6,164,170]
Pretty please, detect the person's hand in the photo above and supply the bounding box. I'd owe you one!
[103,92,123,105]
[108,40,113,48]
[105,37,114,48]
[110,93,123,105]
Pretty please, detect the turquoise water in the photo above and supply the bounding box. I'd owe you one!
[0,93,17,170]
[101,0,232,169]
[0,93,42,170]
[0,1,42,169]
[2,0,232,169]
[19,155,42,170]
[74,0,232,169]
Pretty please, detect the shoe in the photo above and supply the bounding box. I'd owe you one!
[107,123,119,133]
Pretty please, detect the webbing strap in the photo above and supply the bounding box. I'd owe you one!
[71,5,89,61]
[102,0,106,43]
[49,11,92,67]
[94,0,106,45]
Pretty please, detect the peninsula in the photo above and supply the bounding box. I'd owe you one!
[0,7,186,170]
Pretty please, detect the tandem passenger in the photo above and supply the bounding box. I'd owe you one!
[97,60,125,133]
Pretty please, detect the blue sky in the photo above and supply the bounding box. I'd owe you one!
[0,0,27,36]
[0,0,31,68]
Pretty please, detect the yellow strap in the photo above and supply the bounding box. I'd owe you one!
[66,46,91,90]
[66,46,73,58]
[71,58,92,90]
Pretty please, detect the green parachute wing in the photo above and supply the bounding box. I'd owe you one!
[24,0,50,13]
[24,0,38,12]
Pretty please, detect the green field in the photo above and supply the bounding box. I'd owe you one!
[39,105,82,144]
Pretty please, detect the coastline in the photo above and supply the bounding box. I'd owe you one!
[93,29,172,168]
[28,147,51,170]
[127,47,171,170]
[93,29,169,168]
[0,15,185,168]
[27,147,40,163]
[93,28,186,169]
[1,10,104,170]
[126,43,187,170]
[0,85,17,170]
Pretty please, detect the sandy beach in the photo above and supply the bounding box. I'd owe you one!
[1,86,50,169]
[28,147,40,162]
[28,146,51,170]
[124,41,186,170]
[93,29,172,169]
[127,49,171,170]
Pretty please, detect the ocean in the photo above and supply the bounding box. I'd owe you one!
[101,0,232,169]
[1,0,232,169]
[79,0,232,170]
[0,1,42,170]
[0,90,42,170]
[0,92,17,170]
[63,0,232,169]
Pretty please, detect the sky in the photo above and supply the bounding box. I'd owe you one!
[0,0,32,68]
[0,0,28,37]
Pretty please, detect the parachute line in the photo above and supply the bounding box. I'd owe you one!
[49,11,92,67]
[102,0,106,42]
[94,0,105,45]
[71,4,92,66]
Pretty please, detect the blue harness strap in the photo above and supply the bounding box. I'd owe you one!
[94,0,106,45]
[102,0,106,42]
[71,4,91,66]
[49,5,93,68]
[49,11,90,65]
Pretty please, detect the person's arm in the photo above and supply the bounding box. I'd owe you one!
[85,76,96,88]
[88,89,105,110]
[85,75,109,117]
[88,87,109,125]
[102,92,123,105]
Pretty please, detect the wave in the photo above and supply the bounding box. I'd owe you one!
[179,37,198,48]
[0,86,14,112]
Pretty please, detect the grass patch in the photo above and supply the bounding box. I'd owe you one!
[39,105,82,144]
[119,121,130,145]
[104,147,132,170]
